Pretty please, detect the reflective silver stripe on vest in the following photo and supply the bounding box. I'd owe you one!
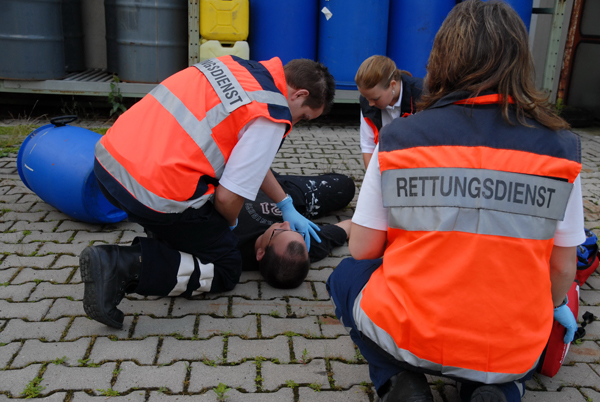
[382,167,573,220]
[388,207,559,239]
[194,58,252,113]
[149,84,227,178]
[352,288,538,384]
[96,141,213,213]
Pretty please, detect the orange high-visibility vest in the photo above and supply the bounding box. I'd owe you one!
[95,56,292,214]
[355,93,581,384]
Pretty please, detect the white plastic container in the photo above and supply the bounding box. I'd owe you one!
[199,39,250,61]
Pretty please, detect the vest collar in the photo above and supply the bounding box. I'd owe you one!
[431,91,514,109]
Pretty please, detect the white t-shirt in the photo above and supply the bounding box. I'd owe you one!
[219,116,286,201]
[353,145,586,247]
[359,83,404,154]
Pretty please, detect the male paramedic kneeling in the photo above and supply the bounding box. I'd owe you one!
[326,1,584,402]
[79,56,335,329]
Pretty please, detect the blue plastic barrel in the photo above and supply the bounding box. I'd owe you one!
[318,0,390,89]
[248,0,318,65]
[387,0,455,79]
[17,116,127,224]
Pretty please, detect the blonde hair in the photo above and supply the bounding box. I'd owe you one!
[355,55,408,90]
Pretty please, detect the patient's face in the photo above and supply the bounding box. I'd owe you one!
[256,222,306,257]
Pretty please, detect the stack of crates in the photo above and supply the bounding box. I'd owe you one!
[199,0,250,61]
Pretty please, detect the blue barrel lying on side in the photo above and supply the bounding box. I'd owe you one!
[17,116,127,224]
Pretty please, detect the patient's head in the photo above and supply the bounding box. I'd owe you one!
[255,222,310,289]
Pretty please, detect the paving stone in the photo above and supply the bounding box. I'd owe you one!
[147,388,295,402]
[0,243,39,255]
[317,316,347,338]
[0,363,43,397]
[89,337,159,365]
[522,388,587,401]
[55,221,108,231]
[330,361,370,388]
[293,335,357,361]
[64,316,134,340]
[311,256,344,269]
[1,211,46,222]
[0,283,35,301]
[220,281,259,299]
[239,271,262,282]
[261,282,314,300]
[197,315,258,339]
[538,363,600,390]
[71,392,146,402]
[52,255,80,268]
[157,336,224,365]
[133,316,196,339]
[14,222,59,232]
[0,393,67,402]
[0,267,18,284]
[21,231,72,243]
[41,362,116,393]
[37,242,88,255]
[288,299,335,317]
[581,289,600,305]
[45,298,86,319]
[71,231,121,244]
[305,268,334,282]
[0,255,55,268]
[313,282,331,300]
[29,282,84,300]
[0,299,52,320]
[564,341,600,364]
[171,297,229,317]
[114,361,187,393]
[230,298,287,318]
[11,338,90,367]
[12,267,73,284]
[118,298,171,317]
[580,388,600,402]
[261,316,321,338]
[188,361,257,392]
[261,360,329,391]
[227,336,291,363]
[298,385,370,401]
[0,318,70,343]
[0,341,21,369]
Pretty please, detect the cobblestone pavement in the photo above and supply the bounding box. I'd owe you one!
[1,123,600,401]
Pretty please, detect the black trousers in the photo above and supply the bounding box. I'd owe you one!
[99,170,355,296]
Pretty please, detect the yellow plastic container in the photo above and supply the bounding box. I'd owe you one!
[200,0,249,42]
[199,39,249,61]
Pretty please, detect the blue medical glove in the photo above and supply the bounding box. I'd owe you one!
[229,218,238,231]
[276,194,321,251]
[553,296,577,344]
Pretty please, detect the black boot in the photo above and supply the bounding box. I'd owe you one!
[379,371,434,402]
[80,244,142,329]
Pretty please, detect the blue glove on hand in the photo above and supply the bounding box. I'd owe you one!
[553,296,577,344]
[229,218,238,231]
[276,195,321,251]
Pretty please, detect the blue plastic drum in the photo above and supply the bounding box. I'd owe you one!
[248,0,318,65]
[318,0,390,89]
[387,0,455,79]
[17,116,127,224]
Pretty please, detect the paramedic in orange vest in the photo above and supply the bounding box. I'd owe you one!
[326,2,584,402]
[355,55,422,169]
[79,56,335,329]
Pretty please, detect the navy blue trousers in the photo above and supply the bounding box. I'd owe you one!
[327,257,531,401]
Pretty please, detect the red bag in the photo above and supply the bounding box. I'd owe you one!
[537,281,580,377]
[537,229,598,377]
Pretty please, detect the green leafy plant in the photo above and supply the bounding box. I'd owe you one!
[285,379,298,389]
[52,356,68,365]
[78,358,100,367]
[157,386,168,394]
[96,388,120,397]
[108,75,127,116]
[213,382,230,401]
[299,348,309,364]
[21,377,45,398]
[309,383,322,392]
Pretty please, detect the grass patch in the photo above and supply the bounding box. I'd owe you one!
[0,124,38,157]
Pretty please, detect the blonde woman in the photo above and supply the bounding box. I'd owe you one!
[355,55,422,168]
